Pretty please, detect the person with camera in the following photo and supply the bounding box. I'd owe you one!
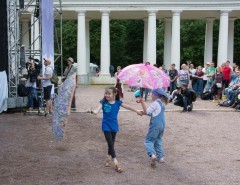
[37,58,53,116]
[168,63,178,95]
[25,60,38,110]
[173,83,193,112]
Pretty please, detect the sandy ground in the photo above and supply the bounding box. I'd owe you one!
[0,85,240,185]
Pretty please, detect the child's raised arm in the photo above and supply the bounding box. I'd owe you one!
[121,103,142,116]
[88,104,102,115]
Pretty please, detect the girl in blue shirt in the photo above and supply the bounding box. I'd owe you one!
[89,86,142,173]
[139,88,169,167]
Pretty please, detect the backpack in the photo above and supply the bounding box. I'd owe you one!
[189,90,197,102]
[51,68,58,85]
[17,84,28,97]
[200,91,213,100]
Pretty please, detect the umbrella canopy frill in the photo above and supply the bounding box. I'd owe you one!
[117,64,170,89]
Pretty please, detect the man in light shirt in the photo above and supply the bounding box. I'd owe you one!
[205,62,216,92]
[37,58,53,116]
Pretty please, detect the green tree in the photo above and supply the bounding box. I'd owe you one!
[54,20,77,74]
[156,20,164,66]
[124,20,144,66]
[180,20,205,66]
[110,20,128,67]
[234,20,240,65]
[89,20,101,66]
[56,19,240,72]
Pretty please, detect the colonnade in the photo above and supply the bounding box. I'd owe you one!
[21,10,236,84]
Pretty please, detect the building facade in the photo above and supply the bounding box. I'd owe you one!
[22,0,240,84]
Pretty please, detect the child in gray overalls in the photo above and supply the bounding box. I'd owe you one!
[139,88,169,167]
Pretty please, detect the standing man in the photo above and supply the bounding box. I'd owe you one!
[192,66,204,96]
[37,58,53,116]
[222,61,232,88]
[205,62,216,92]
[161,64,168,74]
[169,63,178,95]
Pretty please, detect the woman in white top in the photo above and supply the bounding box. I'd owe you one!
[179,64,190,87]
[202,62,210,92]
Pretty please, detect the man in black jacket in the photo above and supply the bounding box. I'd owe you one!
[174,83,193,112]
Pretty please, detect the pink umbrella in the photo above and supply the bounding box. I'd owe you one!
[118,63,170,89]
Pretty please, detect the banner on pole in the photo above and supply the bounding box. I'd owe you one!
[41,0,54,90]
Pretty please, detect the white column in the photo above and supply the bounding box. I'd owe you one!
[171,10,182,70]
[100,11,110,76]
[77,11,88,84]
[227,18,235,65]
[164,18,172,69]
[31,14,40,59]
[204,18,214,64]
[143,18,148,62]
[217,10,230,66]
[86,18,90,74]
[21,19,30,50]
[147,10,157,65]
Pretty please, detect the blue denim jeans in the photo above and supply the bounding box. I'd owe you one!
[27,87,38,108]
[205,81,213,92]
[170,80,177,95]
[145,127,165,158]
[140,88,149,101]
[225,88,233,100]
[179,79,189,86]
[193,79,203,96]
[228,88,237,101]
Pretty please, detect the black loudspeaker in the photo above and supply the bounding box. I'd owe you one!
[19,0,24,9]
[0,0,8,73]
[20,45,26,68]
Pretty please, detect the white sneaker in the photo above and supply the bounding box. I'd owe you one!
[151,154,157,167]
[157,157,165,163]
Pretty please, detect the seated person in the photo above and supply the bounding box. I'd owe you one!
[225,70,240,99]
[224,85,240,107]
[173,83,193,112]
[230,87,240,108]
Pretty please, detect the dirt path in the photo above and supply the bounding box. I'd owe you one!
[0,85,240,185]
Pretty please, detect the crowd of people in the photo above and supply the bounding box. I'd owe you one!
[113,61,240,112]
[159,60,240,111]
